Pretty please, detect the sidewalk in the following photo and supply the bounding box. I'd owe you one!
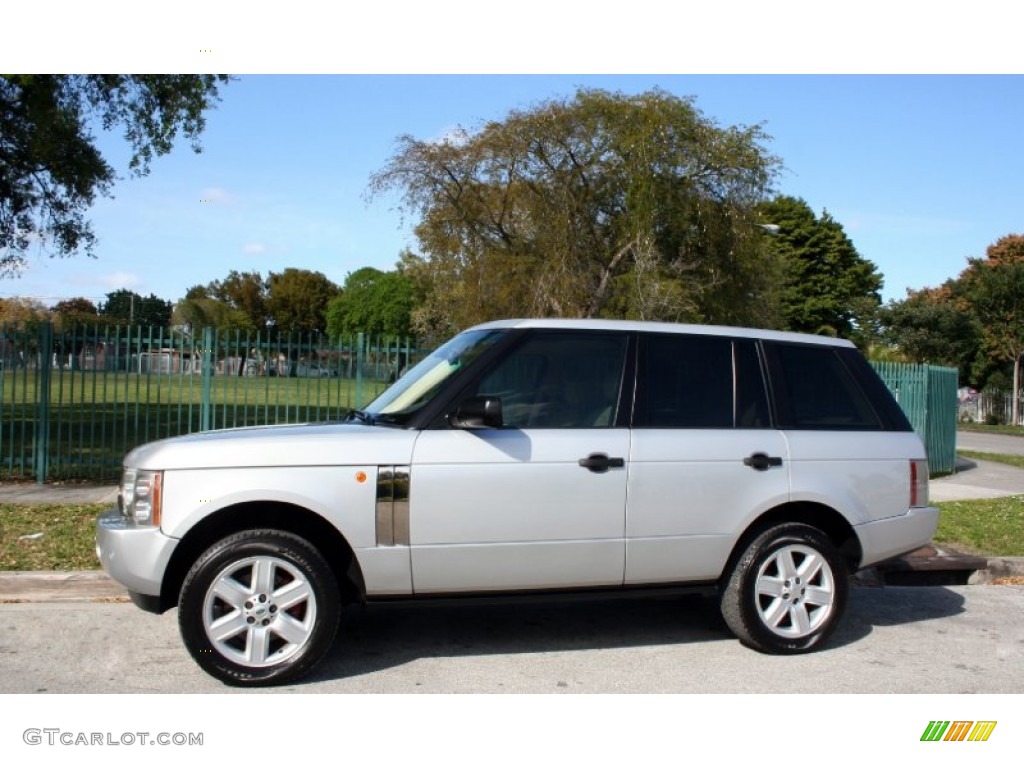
[2,456,1024,602]
[930,456,1024,502]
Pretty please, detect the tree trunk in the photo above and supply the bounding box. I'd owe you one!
[1014,354,1021,427]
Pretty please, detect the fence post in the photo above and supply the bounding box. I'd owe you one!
[201,326,214,431]
[34,322,53,483]
[355,332,364,408]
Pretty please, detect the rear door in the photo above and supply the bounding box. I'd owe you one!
[625,335,791,584]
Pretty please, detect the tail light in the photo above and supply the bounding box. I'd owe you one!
[910,459,929,508]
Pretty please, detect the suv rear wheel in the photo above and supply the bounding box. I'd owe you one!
[720,522,848,653]
[178,529,340,686]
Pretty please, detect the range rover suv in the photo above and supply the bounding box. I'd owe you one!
[96,319,939,685]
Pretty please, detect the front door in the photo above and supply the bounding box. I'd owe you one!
[409,331,631,593]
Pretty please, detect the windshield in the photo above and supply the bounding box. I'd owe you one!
[361,329,505,423]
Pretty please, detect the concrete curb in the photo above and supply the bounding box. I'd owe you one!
[0,570,129,602]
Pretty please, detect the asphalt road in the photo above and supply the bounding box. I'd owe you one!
[2,585,1021,693]
[957,430,1024,456]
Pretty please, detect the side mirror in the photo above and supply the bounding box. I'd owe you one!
[450,396,503,429]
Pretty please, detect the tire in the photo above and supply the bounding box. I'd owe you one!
[178,529,341,686]
[720,523,848,654]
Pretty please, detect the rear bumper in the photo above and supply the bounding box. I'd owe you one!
[855,505,941,568]
[95,508,177,599]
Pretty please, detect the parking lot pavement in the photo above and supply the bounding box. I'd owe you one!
[1,585,1022,693]
[957,430,1024,456]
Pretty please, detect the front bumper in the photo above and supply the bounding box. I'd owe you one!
[855,505,941,568]
[95,508,178,599]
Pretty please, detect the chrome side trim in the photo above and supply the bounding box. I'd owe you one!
[375,466,411,547]
[376,468,395,547]
[393,467,410,546]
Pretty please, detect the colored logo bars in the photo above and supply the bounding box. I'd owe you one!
[921,721,997,742]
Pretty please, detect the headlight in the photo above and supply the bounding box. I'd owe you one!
[119,468,163,526]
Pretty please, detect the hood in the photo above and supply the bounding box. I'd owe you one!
[123,422,418,471]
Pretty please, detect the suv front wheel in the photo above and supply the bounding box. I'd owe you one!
[178,529,341,686]
[720,522,849,653]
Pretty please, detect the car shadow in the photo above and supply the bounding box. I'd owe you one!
[834,584,967,645]
[301,585,967,684]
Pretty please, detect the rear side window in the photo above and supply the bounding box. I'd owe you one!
[766,343,882,430]
[634,335,771,428]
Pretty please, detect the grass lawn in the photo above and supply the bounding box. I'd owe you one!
[933,496,1024,557]
[2,494,1023,572]
[958,449,1024,470]
[0,503,106,570]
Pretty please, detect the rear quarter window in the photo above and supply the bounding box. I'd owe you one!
[766,342,884,430]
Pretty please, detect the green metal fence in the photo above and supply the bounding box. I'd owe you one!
[0,323,962,483]
[872,361,959,475]
[1,323,422,483]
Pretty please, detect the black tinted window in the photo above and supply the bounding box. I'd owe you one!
[474,332,628,428]
[770,343,881,430]
[735,340,771,428]
[635,335,733,428]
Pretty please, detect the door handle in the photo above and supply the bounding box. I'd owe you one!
[578,453,625,473]
[743,452,783,471]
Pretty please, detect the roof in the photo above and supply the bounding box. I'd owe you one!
[468,318,856,347]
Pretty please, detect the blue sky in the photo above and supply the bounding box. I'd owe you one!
[4,74,1023,308]
[3,11,1023,311]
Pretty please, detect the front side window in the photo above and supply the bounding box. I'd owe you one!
[471,332,628,428]
[366,329,505,422]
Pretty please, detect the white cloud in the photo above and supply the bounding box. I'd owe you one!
[201,187,233,204]
[243,242,267,254]
[70,271,143,292]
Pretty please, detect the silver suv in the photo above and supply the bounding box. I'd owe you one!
[97,319,939,685]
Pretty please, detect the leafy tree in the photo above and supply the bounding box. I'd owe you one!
[757,196,883,346]
[51,296,98,317]
[326,266,415,339]
[878,283,980,370]
[369,87,781,336]
[960,234,1024,424]
[99,289,172,327]
[1,74,230,274]
[172,296,250,335]
[265,268,340,335]
[0,296,49,327]
[208,270,268,330]
[51,296,102,330]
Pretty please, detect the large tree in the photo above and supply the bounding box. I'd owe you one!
[757,196,883,346]
[878,283,980,369]
[960,234,1024,424]
[266,268,340,336]
[99,289,172,327]
[325,266,415,339]
[207,270,268,330]
[0,296,49,327]
[51,296,102,330]
[0,74,230,274]
[369,87,782,336]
